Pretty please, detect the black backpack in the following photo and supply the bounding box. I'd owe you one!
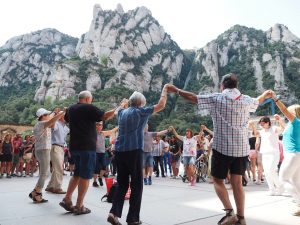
[101,183,118,203]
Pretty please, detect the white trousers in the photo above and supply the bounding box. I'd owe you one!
[279,152,300,204]
[262,152,282,192]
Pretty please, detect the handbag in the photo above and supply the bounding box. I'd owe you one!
[23,152,33,160]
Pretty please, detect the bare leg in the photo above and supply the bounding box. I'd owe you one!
[231,174,245,217]
[76,178,90,208]
[64,176,80,202]
[213,177,233,209]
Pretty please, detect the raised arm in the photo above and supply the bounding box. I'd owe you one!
[102,127,118,137]
[156,129,168,136]
[44,111,65,128]
[153,84,168,113]
[256,90,272,104]
[248,121,259,136]
[274,114,285,134]
[169,126,183,141]
[167,84,198,104]
[200,125,214,136]
[271,91,295,122]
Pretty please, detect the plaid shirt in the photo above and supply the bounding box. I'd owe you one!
[152,140,165,156]
[197,92,259,157]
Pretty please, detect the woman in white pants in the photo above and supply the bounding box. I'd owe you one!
[254,115,285,195]
[270,92,300,216]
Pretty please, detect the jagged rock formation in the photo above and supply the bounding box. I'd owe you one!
[0,29,77,87]
[186,24,300,106]
[0,4,300,108]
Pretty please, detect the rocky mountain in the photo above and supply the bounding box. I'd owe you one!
[0,4,300,128]
[34,4,186,102]
[0,29,77,87]
[186,24,300,104]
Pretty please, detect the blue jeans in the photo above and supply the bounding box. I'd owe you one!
[163,152,172,175]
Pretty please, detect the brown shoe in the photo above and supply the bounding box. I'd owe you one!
[59,198,74,212]
[73,205,91,215]
[45,187,54,193]
[53,189,66,194]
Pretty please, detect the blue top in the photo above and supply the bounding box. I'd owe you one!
[115,106,154,152]
[283,118,300,153]
[52,121,69,146]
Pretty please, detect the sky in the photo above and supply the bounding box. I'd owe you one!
[0,0,300,49]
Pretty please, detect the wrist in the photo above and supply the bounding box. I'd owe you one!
[177,89,181,95]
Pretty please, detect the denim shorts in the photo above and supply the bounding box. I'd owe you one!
[72,151,96,179]
[95,153,106,173]
[182,156,196,166]
[143,152,154,168]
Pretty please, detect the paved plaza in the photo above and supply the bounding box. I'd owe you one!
[0,173,298,225]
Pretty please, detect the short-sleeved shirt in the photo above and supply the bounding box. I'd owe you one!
[65,103,104,151]
[96,133,106,153]
[152,139,165,156]
[169,140,180,155]
[259,126,279,154]
[197,92,259,157]
[143,132,157,152]
[33,121,52,151]
[283,118,300,153]
[182,136,197,157]
[115,106,154,152]
[52,121,69,146]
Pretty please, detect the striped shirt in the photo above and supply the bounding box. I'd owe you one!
[152,140,165,156]
[197,92,259,157]
[115,106,154,152]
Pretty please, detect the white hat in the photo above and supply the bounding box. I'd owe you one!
[36,108,51,118]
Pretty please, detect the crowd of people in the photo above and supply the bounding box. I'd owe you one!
[1,73,300,225]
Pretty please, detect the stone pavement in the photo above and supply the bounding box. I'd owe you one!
[0,174,298,225]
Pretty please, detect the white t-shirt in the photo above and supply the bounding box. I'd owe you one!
[182,136,197,157]
[259,126,279,154]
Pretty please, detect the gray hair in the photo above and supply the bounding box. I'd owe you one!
[78,90,92,100]
[129,91,146,107]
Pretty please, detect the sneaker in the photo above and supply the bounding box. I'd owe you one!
[6,174,12,178]
[93,181,99,187]
[143,178,148,185]
[190,178,196,186]
[218,209,238,225]
[98,177,104,186]
[148,177,152,185]
[255,180,261,185]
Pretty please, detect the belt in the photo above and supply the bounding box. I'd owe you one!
[52,144,64,148]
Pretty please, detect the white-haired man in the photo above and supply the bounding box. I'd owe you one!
[59,90,119,215]
[107,85,169,225]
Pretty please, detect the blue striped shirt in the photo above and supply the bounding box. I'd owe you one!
[115,106,154,152]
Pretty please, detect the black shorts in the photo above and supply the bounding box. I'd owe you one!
[0,154,12,162]
[211,149,248,179]
[94,153,106,173]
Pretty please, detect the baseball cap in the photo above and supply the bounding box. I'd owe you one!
[36,108,51,118]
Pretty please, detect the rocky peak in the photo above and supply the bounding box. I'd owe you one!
[0,29,77,87]
[266,24,300,44]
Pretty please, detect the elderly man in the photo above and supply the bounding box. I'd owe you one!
[45,108,69,194]
[107,85,169,225]
[59,90,118,215]
[167,74,271,225]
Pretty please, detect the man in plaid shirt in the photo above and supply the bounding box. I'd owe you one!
[167,73,271,225]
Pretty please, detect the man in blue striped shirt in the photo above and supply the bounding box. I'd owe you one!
[107,85,169,225]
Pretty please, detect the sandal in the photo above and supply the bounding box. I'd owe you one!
[59,199,74,212]
[33,192,48,203]
[73,205,91,215]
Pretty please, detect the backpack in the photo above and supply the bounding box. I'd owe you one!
[101,182,118,203]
